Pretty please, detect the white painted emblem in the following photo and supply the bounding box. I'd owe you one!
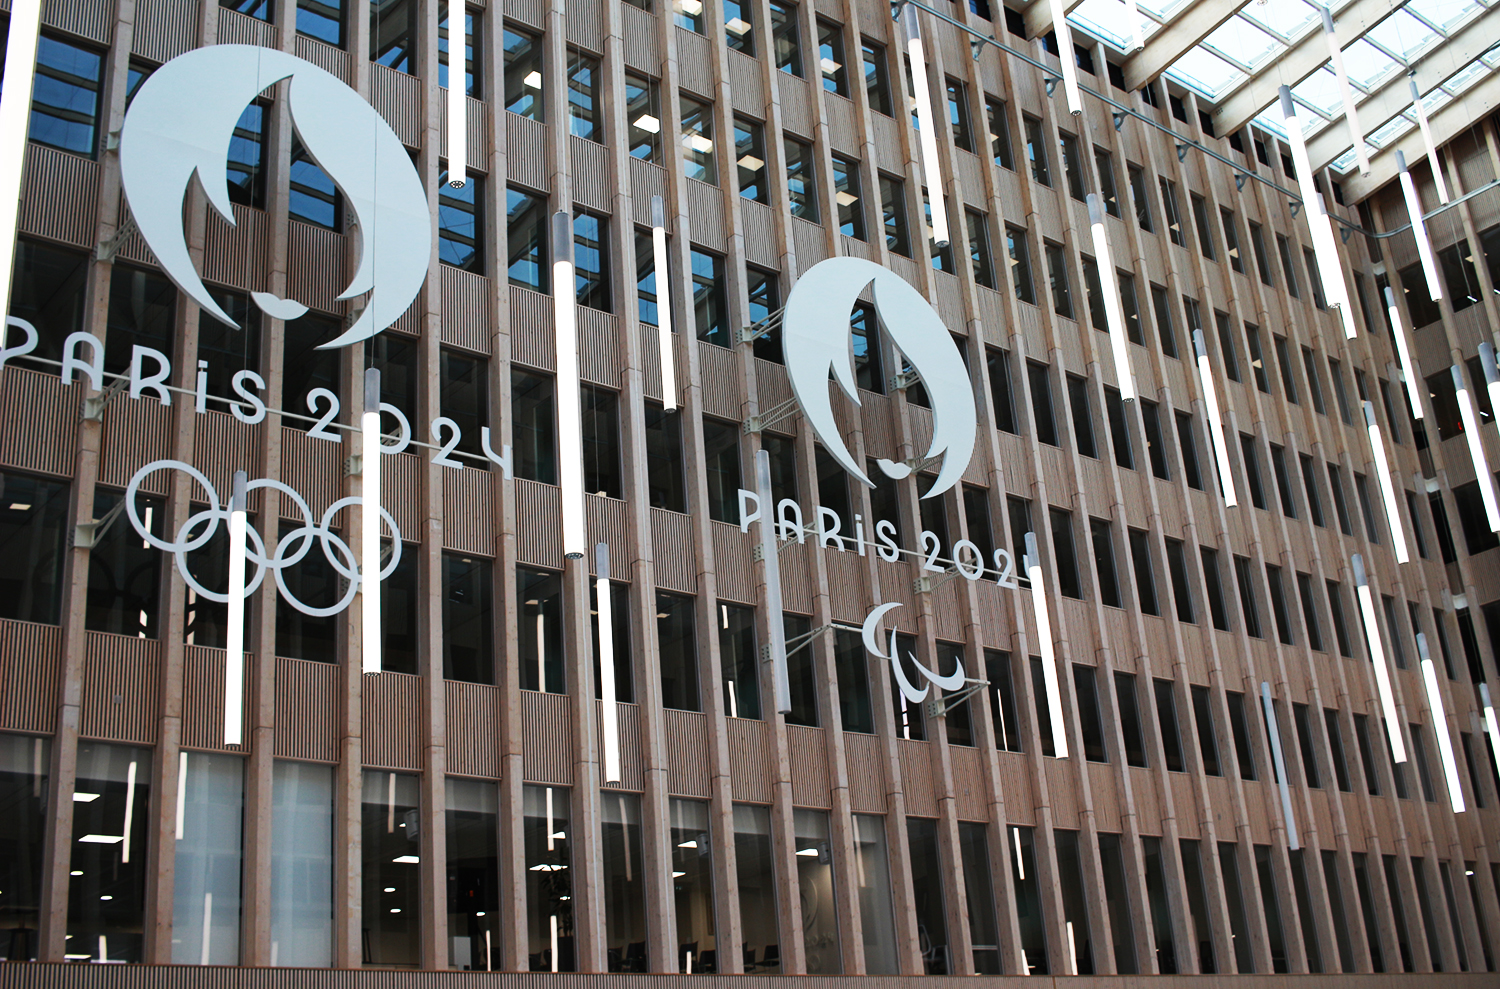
[120,45,431,349]
[782,257,976,498]
[861,601,965,704]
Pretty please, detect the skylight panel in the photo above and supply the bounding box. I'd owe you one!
[1167,47,1246,99]
[1367,10,1441,62]
[1406,0,1484,33]
[1340,39,1402,91]
[1069,0,1159,51]
[1203,17,1283,71]
[1442,58,1488,95]
[1290,67,1346,120]
[1368,113,1415,147]
[1239,0,1320,41]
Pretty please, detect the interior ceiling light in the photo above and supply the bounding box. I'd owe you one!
[1452,363,1500,533]
[362,369,381,675]
[1385,286,1425,420]
[1280,87,1355,338]
[596,542,622,783]
[1192,329,1238,508]
[1260,682,1299,850]
[1396,151,1444,304]
[650,196,677,411]
[1409,77,1450,204]
[1087,194,1135,403]
[1024,532,1068,760]
[1352,553,1407,763]
[552,212,586,560]
[1321,5,1369,177]
[1416,632,1465,813]
[901,4,950,248]
[225,469,248,742]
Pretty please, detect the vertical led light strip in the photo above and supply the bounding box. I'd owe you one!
[1047,0,1083,115]
[224,470,248,744]
[1352,553,1407,763]
[0,0,42,325]
[1363,401,1409,564]
[756,450,792,714]
[900,4,950,248]
[362,367,382,675]
[1124,0,1143,51]
[1453,363,1500,532]
[1087,193,1135,402]
[1397,151,1444,302]
[1480,683,1500,782]
[1416,632,1465,813]
[1321,5,1369,176]
[1024,532,1069,760]
[1480,342,1500,432]
[1260,682,1299,850]
[1280,87,1354,337]
[447,60,467,188]
[1192,329,1238,508]
[596,542,621,783]
[552,211,587,559]
[650,195,677,411]
[1410,78,1451,205]
[1386,286,1425,419]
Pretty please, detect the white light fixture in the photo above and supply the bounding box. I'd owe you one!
[1480,683,1500,783]
[1192,329,1238,507]
[1024,532,1068,760]
[633,114,661,134]
[1409,78,1450,204]
[1260,682,1299,849]
[1397,150,1443,303]
[1480,343,1500,432]
[523,70,542,90]
[393,855,420,864]
[552,212,587,560]
[1088,194,1135,403]
[122,757,137,863]
[596,542,621,783]
[755,449,793,714]
[1363,402,1409,564]
[1280,87,1354,337]
[1416,632,1465,813]
[1012,827,1026,879]
[650,196,677,412]
[1352,553,1406,763]
[72,792,100,803]
[1321,6,1369,176]
[1047,0,1083,115]
[1453,363,1500,533]
[362,367,382,675]
[1125,0,1143,51]
[0,0,43,328]
[900,4,950,248]
[78,834,124,844]
[795,847,820,857]
[446,59,467,189]
[1386,286,1424,420]
[224,470,248,743]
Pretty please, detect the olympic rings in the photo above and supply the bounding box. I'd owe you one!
[124,459,403,617]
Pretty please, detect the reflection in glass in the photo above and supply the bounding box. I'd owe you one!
[271,761,333,966]
[1010,825,1048,973]
[784,613,819,727]
[959,821,1001,973]
[720,603,761,720]
[173,753,244,964]
[0,735,48,959]
[525,785,574,970]
[603,792,647,971]
[671,798,717,971]
[908,817,949,973]
[591,579,633,703]
[446,778,501,970]
[519,567,565,693]
[658,592,700,712]
[67,744,152,962]
[1054,828,1093,973]
[854,813,898,974]
[736,804,779,972]
[362,771,421,967]
[795,808,841,973]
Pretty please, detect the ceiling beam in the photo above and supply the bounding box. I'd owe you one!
[1306,4,1500,172]
[1122,0,1251,92]
[1023,0,1086,42]
[1341,68,1500,201]
[1211,0,1405,136]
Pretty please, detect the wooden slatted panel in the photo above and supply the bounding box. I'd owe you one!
[363,671,424,770]
[279,427,342,522]
[505,114,550,193]
[950,744,987,820]
[995,751,1032,824]
[711,521,754,603]
[649,508,696,593]
[859,391,894,462]
[445,680,501,778]
[0,620,60,734]
[442,468,495,556]
[99,397,172,492]
[598,701,645,791]
[80,633,160,744]
[727,50,764,113]
[664,708,710,797]
[371,64,421,147]
[521,689,573,784]
[685,179,725,250]
[896,738,936,816]
[824,92,859,154]
[778,539,813,615]
[181,647,252,753]
[697,342,742,420]
[786,723,829,808]
[875,559,915,629]
[585,495,629,576]
[0,367,76,478]
[845,731,886,813]
[778,75,812,137]
[273,657,339,762]
[638,323,663,400]
[504,0,545,29]
[382,453,421,545]
[629,158,667,227]
[509,286,555,371]
[131,0,196,62]
[933,578,963,642]
[515,479,563,568]
[202,205,267,291]
[933,271,965,332]
[20,146,97,248]
[841,234,874,261]
[790,216,826,270]
[826,550,866,626]
[563,0,602,49]
[570,136,611,213]
[191,409,262,506]
[578,307,620,387]
[675,27,713,96]
[41,0,113,41]
[217,7,276,46]
[621,3,657,70]
[727,716,772,803]
[294,34,350,80]
[742,200,776,266]
[754,359,793,423]
[287,222,346,315]
[440,265,493,356]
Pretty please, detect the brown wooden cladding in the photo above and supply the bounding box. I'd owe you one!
[363,671,425,771]
[515,479,563,569]
[272,657,339,763]
[598,700,645,792]
[442,468,496,557]
[181,646,252,754]
[506,114,550,193]
[439,266,494,355]
[202,205,268,292]
[0,367,77,479]
[570,136,611,214]
[845,731,886,813]
[218,6,276,47]
[445,679,501,778]
[521,689,573,785]
[727,716,772,803]
[20,146,97,248]
[786,723,830,809]
[664,708,711,797]
[649,508,697,593]
[79,632,160,745]
[0,619,62,735]
[294,34,350,80]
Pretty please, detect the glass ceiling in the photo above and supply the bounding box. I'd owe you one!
[1063,0,1499,174]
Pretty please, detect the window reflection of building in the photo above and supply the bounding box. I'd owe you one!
[445,778,501,970]
[734,804,778,972]
[853,813,898,973]
[361,771,421,968]
[794,808,840,973]
[670,797,716,972]
[602,792,646,971]
[524,785,574,971]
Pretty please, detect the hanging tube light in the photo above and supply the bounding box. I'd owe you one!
[1480,683,1500,783]
[446,37,467,188]
[1397,151,1444,303]
[596,542,621,783]
[362,367,382,675]
[1416,632,1465,813]
[1124,0,1143,51]
[1260,682,1299,850]
[1047,0,1083,115]
[900,4,950,248]
[1025,531,1069,760]
[1363,401,1409,564]
[650,196,678,411]
[1386,286,1425,419]
[1192,329,1238,507]
[1321,5,1369,176]
[1087,193,1135,402]
[1453,363,1500,532]
[1410,78,1451,205]
[224,470,248,745]
[1480,343,1500,428]
[1352,553,1406,763]
[0,0,42,326]
[1280,87,1354,337]
[756,449,793,714]
[552,211,587,559]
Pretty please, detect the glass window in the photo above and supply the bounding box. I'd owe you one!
[658,592,699,711]
[986,346,1016,433]
[734,117,769,204]
[719,603,760,719]
[833,629,874,733]
[1180,838,1216,973]
[1221,208,1243,273]
[507,187,548,290]
[675,0,704,32]
[1107,386,1132,469]
[1006,225,1035,304]
[439,170,483,272]
[1141,400,1168,479]
[86,490,161,637]
[1219,843,1254,972]
[833,155,864,239]
[222,102,269,209]
[795,809,841,972]
[1128,163,1152,231]
[1300,454,1324,526]
[785,137,818,220]
[645,401,686,512]
[518,566,565,692]
[103,264,175,377]
[1249,221,1274,286]
[0,471,68,626]
[1201,546,1230,632]
[1165,536,1194,623]
[681,97,717,184]
[946,77,972,151]
[370,0,417,72]
[626,74,661,161]
[1234,554,1261,637]
[1327,464,1353,536]
[880,174,910,257]
[771,1,801,75]
[1321,850,1356,971]
[819,20,847,95]
[437,349,486,461]
[692,248,728,345]
[987,98,1014,169]
[986,649,1022,752]
[847,817,896,973]
[447,777,502,970]
[1059,131,1086,201]
[504,28,544,118]
[298,0,346,46]
[1093,146,1118,217]
[1190,194,1215,260]
[1213,311,1239,381]
[1023,114,1049,185]
[9,239,88,371]
[31,35,103,157]
[443,554,493,684]
[1045,242,1071,317]
[512,369,556,483]
[702,417,740,522]
[1141,836,1178,973]
[1226,690,1256,780]
[907,817,950,973]
[0,735,49,958]
[274,517,340,660]
[1192,683,1221,776]
[1098,832,1137,973]
[737,805,782,971]
[966,209,993,287]
[1159,178,1185,247]
[524,785,574,971]
[1090,517,1119,608]
[1155,678,1185,772]
[566,50,601,140]
[724,0,754,52]
[862,39,891,115]
[1054,828,1095,973]
[67,743,152,961]
[1011,825,1049,972]
[590,579,632,703]
[438,3,478,95]
[574,212,610,311]
[1074,663,1108,762]
[786,613,821,728]
[1050,506,1081,599]
[1129,528,1158,615]
[669,798,717,971]
[1028,361,1057,446]
[1151,283,1177,358]
[271,761,333,966]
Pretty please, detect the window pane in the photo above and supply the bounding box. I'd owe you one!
[735,805,780,972]
[680,97,717,184]
[658,592,700,711]
[31,36,103,157]
[1011,825,1049,972]
[447,777,502,970]
[507,188,548,290]
[512,369,556,483]
[0,471,68,625]
[625,74,661,161]
[298,0,346,46]
[524,785,574,970]
[771,1,801,75]
[702,417,741,522]
[573,213,610,311]
[907,817,949,973]
[1054,828,1095,973]
[370,0,417,72]
[361,771,422,966]
[819,20,847,94]
[67,744,153,961]
[0,735,49,959]
[795,809,841,972]
[271,761,333,966]
[719,603,760,719]
[834,155,864,239]
[519,567,564,692]
[669,798,717,971]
